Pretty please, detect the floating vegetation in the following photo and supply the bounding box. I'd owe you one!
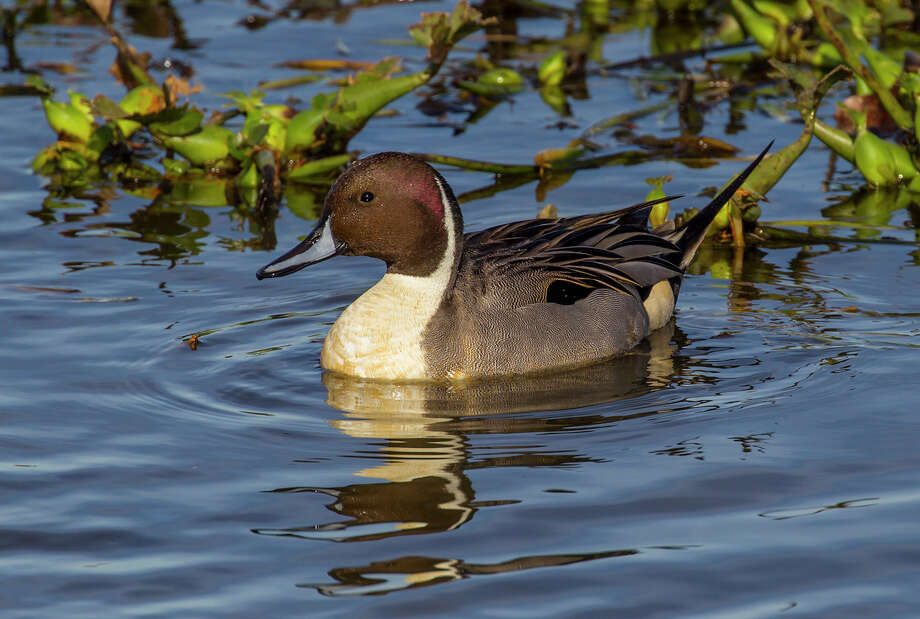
[28,1,496,212]
[730,0,920,187]
[6,0,920,253]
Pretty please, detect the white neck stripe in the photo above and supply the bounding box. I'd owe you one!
[431,174,457,282]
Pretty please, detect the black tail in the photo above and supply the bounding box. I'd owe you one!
[669,141,772,269]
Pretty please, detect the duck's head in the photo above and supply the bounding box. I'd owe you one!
[257,152,462,280]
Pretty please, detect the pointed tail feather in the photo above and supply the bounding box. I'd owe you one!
[669,141,773,269]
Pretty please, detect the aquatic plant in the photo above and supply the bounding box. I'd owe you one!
[729,0,920,187]
[30,1,495,209]
[13,0,920,250]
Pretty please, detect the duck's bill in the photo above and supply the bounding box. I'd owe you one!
[256,217,345,279]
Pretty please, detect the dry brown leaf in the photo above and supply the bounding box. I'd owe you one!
[165,74,203,102]
[10,286,81,295]
[671,135,739,156]
[278,59,376,72]
[834,94,896,134]
[86,0,112,22]
[108,45,152,88]
[34,62,80,75]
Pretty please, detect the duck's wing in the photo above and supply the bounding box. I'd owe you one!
[458,142,773,310]
[458,199,685,310]
[462,196,672,253]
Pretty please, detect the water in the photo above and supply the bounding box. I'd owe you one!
[2,1,919,616]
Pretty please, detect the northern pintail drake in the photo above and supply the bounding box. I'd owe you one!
[257,145,769,381]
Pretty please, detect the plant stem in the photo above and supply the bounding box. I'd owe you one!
[412,153,536,175]
[807,0,912,131]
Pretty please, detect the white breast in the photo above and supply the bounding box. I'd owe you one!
[320,176,457,380]
[321,272,446,379]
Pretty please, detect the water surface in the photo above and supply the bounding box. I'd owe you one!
[2,1,919,616]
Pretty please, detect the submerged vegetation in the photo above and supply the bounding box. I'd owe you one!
[4,0,920,253]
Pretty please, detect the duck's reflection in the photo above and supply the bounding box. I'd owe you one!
[257,437,476,542]
[253,325,682,593]
[299,549,640,597]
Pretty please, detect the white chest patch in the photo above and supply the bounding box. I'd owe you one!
[320,176,457,380]
[321,272,447,379]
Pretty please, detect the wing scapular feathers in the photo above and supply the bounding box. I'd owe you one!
[462,143,771,305]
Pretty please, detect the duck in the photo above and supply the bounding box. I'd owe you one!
[257,144,770,381]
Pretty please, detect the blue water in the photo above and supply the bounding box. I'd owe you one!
[2,1,919,616]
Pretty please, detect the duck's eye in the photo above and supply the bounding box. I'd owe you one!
[360,191,375,203]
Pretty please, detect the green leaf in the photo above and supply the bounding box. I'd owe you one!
[729,0,777,51]
[538,51,567,87]
[87,124,116,158]
[150,107,204,137]
[119,85,166,115]
[459,68,524,97]
[25,75,54,96]
[160,124,234,166]
[244,123,270,146]
[221,90,265,113]
[408,1,495,66]
[129,106,188,127]
[68,91,94,124]
[284,108,326,156]
[162,157,190,176]
[287,153,355,181]
[311,92,332,111]
[235,161,260,189]
[42,98,93,143]
[92,94,129,120]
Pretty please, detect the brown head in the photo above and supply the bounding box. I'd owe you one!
[257,152,464,280]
